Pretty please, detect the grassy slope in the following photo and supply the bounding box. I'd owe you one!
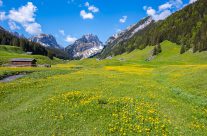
[0,41,207,135]
[0,45,63,65]
[114,41,207,65]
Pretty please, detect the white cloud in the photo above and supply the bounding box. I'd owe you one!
[146,7,156,16]
[85,2,99,13]
[153,10,172,20]
[80,10,94,19]
[172,0,183,8]
[159,3,172,11]
[8,2,37,24]
[6,2,42,35]
[65,35,77,44]
[146,7,172,21]
[85,2,90,7]
[8,21,20,30]
[0,12,6,21]
[23,23,42,35]
[144,0,185,21]
[80,2,99,20]
[88,5,99,13]
[189,0,197,4]
[59,30,65,36]
[0,0,3,7]
[119,16,127,23]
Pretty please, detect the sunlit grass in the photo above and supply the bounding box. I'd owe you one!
[0,41,207,135]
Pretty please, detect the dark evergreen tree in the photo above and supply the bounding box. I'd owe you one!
[1,37,6,45]
[157,44,162,53]
[180,45,186,54]
[152,46,158,56]
[47,50,55,60]
[11,38,19,46]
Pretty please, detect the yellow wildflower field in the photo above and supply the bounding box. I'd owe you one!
[1,41,207,135]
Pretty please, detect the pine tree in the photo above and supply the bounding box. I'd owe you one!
[157,44,162,53]
[1,37,6,45]
[193,44,198,53]
[12,38,18,46]
[48,50,55,60]
[152,46,157,56]
[180,45,186,54]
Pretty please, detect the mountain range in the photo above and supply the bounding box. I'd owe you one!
[28,33,104,59]
[0,0,207,60]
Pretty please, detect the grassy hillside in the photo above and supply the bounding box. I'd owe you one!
[114,41,207,65]
[0,27,48,56]
[100,0,207,58]
[0,45,63,65]
[0,41,207,135]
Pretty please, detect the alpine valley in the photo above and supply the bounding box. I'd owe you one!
[0,0,207,135]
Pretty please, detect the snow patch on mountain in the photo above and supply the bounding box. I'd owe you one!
[66,34,104,59]
[131,17,153,35]
[30,34,61,49]
[105,17,154,46]
[74,45,103,59]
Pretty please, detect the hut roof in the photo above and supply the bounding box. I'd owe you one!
[11,58,36,62]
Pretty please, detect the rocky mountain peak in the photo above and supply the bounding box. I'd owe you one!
[66,34,104,59]
[76,34,100,43]
[30,34,61,49]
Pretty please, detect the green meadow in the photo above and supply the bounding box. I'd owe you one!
[0,45,63,65]
[0,41,207,135]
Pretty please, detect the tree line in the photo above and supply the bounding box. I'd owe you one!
[102,0,207,57]
[0,28,70,59]
[0,30,48,56]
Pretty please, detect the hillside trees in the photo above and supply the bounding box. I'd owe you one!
[152,44,162,56]
[100,0,207,58]
[0,29,48,56]
[180,45,186,54]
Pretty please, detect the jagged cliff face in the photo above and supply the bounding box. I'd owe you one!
[65,34,103,59]
[30,34,61,49]
[105,17,153,46]
[100,17,154,58]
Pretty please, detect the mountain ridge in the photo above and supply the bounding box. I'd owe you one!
[0,26,48,56]
[100,16,154,58]
[65,34,103,59]
[99,0,207,58]
[0,26,70,59]
[30,34,61,49]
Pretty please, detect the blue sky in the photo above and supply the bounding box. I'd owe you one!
[0,0,194,47]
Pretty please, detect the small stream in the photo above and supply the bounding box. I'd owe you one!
[0,74,25,83]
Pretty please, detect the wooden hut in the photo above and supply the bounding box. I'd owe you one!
[10,58,37,67]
